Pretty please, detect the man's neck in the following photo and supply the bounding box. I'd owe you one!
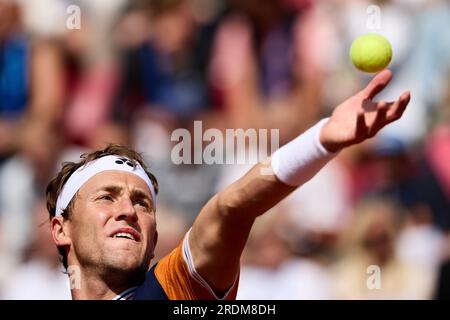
[70,267,131,300]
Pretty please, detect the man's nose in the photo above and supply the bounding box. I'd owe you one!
[115,198,138,221]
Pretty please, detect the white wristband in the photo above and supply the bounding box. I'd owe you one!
[271,118,338,186]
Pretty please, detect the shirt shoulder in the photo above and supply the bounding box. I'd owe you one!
[154,231,239,300]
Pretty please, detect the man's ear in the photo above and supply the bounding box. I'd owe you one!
[51,216,71,248]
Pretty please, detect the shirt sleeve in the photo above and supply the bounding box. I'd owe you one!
[154,230,240,300]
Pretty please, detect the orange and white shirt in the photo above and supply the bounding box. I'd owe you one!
[113,231,239,300]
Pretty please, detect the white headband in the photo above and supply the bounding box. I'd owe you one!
[55,155,156,216]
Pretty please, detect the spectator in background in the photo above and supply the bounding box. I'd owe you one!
[1,200,70,299]
[0,0,63,169]
[0,0,28,160]
[0,0,64,287]
[113,0,218,125]
[396,204,445,288]
[342,125,450,233]
[423,72,450,230]
[426,72,450,299]
[60,0,130,151]
[237,209,333,300]
[209,0,323,142]
[408,0,450,113]
[332,197,434,299]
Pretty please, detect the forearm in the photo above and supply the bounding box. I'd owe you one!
[188,170,288,294]
[189,119,337,292]
[219,118,337,218]
[215,162,295,221]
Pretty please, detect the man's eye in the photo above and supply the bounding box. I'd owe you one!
[98,195,113,201]
[135,200,149,208]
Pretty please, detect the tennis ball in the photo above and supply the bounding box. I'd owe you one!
[350,34,392,73]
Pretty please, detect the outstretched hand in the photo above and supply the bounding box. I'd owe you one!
[320,70,411,152]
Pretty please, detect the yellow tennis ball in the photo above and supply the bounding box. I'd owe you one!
[350,33,392,73]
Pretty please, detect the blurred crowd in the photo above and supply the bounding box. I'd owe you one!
[0,0,450,299]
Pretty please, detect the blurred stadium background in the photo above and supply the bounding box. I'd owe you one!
[1,0,450,299]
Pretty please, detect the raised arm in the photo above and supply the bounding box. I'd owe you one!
[188,70,411,296]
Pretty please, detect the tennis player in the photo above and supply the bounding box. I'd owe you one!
[47,70,410,299]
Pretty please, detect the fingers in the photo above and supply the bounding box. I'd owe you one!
[385,90,411,122]
[355,111,368,139]
[362,69,393,100]
[354,89,411,144]
[368,101,388,137]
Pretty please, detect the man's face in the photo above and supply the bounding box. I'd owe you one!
[62,170,157,277]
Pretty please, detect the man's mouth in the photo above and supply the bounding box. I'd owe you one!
[113,232,135,241]
[110,228,140,242]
